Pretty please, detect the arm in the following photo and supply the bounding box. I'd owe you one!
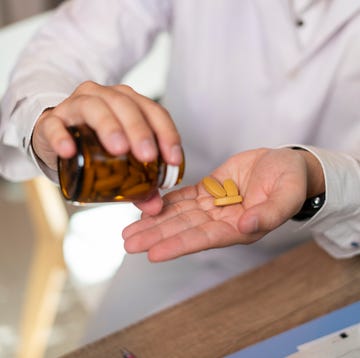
[124,144,360,261]
[0,0,180,182]
[294,146,360,259]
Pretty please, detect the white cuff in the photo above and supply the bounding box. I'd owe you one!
[1,93,67,181]
[315,233,360,259]
[3,93,68,153]
[284,144,360,259]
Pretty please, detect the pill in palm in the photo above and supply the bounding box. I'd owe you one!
[223,178,239,197]
[202,176,227,198]
[214,195,243,206]
[202,176,243,206]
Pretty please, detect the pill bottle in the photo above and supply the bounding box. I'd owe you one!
[58,124,185,204]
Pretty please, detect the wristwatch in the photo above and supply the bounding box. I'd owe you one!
[292,192,326,221]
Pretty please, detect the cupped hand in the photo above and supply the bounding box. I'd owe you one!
[123,147,325,262]
[32,81,183,171]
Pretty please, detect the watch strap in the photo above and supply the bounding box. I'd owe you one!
[292,192,326,221]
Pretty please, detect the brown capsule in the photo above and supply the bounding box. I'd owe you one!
[122,182,152,197]
[58,125,184,203]
[95,164,112,179]
[94,173,127,192]
[121,172,143,190]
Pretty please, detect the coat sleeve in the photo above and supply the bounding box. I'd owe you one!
[290,145,360,259]
[0,0,171,181]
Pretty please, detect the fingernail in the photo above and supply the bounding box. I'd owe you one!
[140,139,157,161]
[170,144,183,165]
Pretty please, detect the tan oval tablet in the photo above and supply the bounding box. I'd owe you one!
[223,178,239,197]
[214,195,243,206]
[202,176,227,198]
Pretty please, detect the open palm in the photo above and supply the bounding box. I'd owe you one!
[123,148,311,261]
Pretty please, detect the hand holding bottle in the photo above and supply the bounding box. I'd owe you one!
[31,81,183,172]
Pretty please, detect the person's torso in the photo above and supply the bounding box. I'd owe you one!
[162,0,360,183]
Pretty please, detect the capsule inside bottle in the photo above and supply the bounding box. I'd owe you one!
[58,125,184,204]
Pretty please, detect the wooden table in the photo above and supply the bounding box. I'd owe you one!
[63,241,360,357]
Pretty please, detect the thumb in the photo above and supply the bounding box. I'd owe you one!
[237,193,304,235]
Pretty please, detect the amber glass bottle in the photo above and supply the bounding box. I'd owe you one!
[58,125,185,204]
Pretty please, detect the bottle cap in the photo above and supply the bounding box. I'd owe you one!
[161,164,180,189]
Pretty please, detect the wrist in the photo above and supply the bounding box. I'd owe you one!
[292,147,325,198]
[292,192,325,221]
[291,147,326,221]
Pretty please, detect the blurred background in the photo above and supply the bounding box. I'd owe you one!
[0,0,170,357]
[0,178,88,358]
[0,2,85,357]
[0,0,62,26]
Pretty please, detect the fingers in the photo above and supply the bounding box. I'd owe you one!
[53,94,130,156]
[123,186,203,251]
[133,191,164,216]
[40,115,76,157]
[123,184,244,262]
[32,110,77,170]
[113,85,183,165]
[32,81,182,170]
[124,208,209,252]
[124,215,238,262]
[123,187,200,238]
[125,185,203,231]
[148,221,240,262]
[74,82,182,164]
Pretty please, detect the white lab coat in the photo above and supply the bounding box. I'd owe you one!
[1,0,360,340]
[1,0,360,256]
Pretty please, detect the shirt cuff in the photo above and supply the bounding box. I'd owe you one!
[2,93,68,182]
[28,144,60,183]
[3,93,67,152]
[315,233,360,259]
[284,144,360,259]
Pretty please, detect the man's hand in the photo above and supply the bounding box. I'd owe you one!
[123,147,325,261]
[32,81,183,171]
